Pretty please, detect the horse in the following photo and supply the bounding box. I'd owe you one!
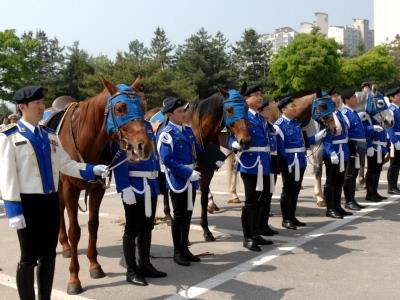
[54,77,153,295]
[145,85,251,241]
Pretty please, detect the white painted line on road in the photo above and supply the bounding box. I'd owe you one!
[166,198,397,299]
[190,224,296,243]
[0,213,5,217]
[0,273,93,300]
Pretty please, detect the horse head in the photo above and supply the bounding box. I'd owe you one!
[365,91,394,129]
[102,77,153,162]
[218,84,251,150]
[311,88,338,134]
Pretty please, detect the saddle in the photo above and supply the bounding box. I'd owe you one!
[43,96,76,132]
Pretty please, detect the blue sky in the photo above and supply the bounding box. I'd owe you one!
[0,0,373,59]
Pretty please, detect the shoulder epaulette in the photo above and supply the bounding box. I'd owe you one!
[0,123,18,135]
[341,108,348,114]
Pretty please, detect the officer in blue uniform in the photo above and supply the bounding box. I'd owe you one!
[321,91,352,218]
[361,92,388,202]
[157,97,202,266]
[274,96,327,230]
[340,89,382,210]
[0,86,107,300]
[113,84,166,286]
[230,85,273,252]
[258,99,280,235]
[386,87,400,194]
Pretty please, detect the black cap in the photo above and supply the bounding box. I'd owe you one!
[13,86,44,104]
[162,97,187,114]
[277,96,293,110]
[242,85,262,97]
[386,87,400,97]
[341,89,355,101]
[361,82,371,89]
[258,99,270,111]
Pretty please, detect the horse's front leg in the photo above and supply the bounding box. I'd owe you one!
[58,182,71,258]
[87,188,106,279]
[200,170,216,241]
[64,184,83,295]
[312,151,326,207]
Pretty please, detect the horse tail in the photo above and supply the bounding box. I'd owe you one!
[78,190,89,212]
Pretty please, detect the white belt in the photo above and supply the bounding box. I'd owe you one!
[372,141,387,146]
[394,132,400,136]
[271,150,277,155]
[242,146,270,153]
[332,138,348,145]
[349,138,366,142]
[285,147,306,153]
[129,171,158,179]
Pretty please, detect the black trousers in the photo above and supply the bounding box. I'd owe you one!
[343,156,359,203]
[123,196,158,236]
[323,158,346,210]
[17,193,59,266]
[387,149,400,189]
[367,153,383,175]
[240,173,271,238]
[170,189,196,224]
[278,158,305,221]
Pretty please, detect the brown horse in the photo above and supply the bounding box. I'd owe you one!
[56,77,153,295]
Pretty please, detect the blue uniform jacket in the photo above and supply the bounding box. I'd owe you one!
[341,106,373,140]
[228,111,271,175]
[360,115,388,156]
[387,103,400,144]
[322,111,350,161]
[157,122,201,192]
[113,121,160,197]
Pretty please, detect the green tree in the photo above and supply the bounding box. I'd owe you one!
[232,28,272,87]
[386,35,400,87]
[123,39,149,64]
[149,27,174,69]
[269,32,341,96]
[175,28,235,98]
[0,29,39,100]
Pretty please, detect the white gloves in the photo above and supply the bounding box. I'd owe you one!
[190,170,201,181]
[231,141,241,151]
[314,128,327,142]
[9,214,26,230]
[93,165,109,178]
[373,125,383,132]
[215,160,224,168]
[367,147,374,157]
[330,152,339,165]
[122,186,136,205]
[395,141,400,151]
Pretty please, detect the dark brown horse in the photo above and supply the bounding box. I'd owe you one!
[145,85,252,241]
[56,77,153,295]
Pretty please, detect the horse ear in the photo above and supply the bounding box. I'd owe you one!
[240,81,248,95]
[316,88,322,98]
[218,86,228,99]
[101,76,118,95]
[132,75,142,91]
[328,87,336,96]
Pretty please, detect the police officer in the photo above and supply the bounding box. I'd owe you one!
[321,91,353,218]
[0,86,107,300]
[231,85,273,251]
[386,87,400,194]
[341,89,382,210]
[274,96,327,229]
[113,84,166,286]
[157,97,201,266]
[258,99,279,235]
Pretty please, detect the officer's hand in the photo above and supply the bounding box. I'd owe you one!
[190,170,201,181]
[367,147,375,157]
[215,160,224,168]
[122,186,136,205]
[395,141,400,151]
[373,125,383,132]
[330,152,339,165]
[9,214,26,230]
[231,141,241,151]
[93,165,108,178]
[315,128,327,142]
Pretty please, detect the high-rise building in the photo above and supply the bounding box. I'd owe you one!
[260,27,297,54]
[374,0,400,45]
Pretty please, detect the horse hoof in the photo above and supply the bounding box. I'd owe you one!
[62,249,71,258]
[316,200,327,207]
[90,267,106,279]
[227,197,241,204]
[67,282,83,295]
[208,202,220,212]
[204,232,216,242]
